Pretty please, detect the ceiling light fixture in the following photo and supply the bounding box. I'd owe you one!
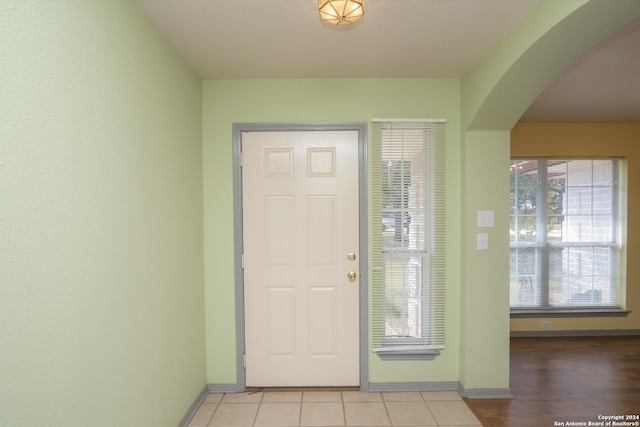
[318,0,364,25]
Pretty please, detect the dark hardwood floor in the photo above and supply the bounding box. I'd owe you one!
[465,336,640,427]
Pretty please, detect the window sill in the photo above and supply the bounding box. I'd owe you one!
[511,308,630,318]
[372,346,442,361]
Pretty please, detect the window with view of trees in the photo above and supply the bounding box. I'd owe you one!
[371,119,446,357]
[510,159,621,311]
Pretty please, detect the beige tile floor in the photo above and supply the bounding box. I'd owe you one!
[187,390,483,427]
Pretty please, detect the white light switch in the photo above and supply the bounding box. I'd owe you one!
[477,233,489,250]
[477,210,495,227]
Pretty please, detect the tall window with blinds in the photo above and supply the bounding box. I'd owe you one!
[510,159,622,311]
[371,119,446,358]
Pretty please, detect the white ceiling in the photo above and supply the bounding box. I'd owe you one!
[519,16,640,122]
[134,0,640,122]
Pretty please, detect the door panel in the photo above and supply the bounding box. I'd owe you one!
[307,196,336,266]
[265,196,293,266]
[266,287,295,356]
[308,286,337,356]
[242,130,359,387]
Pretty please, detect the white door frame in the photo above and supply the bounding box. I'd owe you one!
[232,122,368,391]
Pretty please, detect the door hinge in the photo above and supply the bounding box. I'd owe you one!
[243,354,246,369]
[241,254,244,269]
[240,152,243,167]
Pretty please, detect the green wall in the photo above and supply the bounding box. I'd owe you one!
[459,131,511,390]
[202,79,463,385]
[0,2,205,426]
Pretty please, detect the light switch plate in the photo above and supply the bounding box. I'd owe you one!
[477,210,495,228]
[477,233,489,250]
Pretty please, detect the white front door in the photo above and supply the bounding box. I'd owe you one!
[242,130,360,387]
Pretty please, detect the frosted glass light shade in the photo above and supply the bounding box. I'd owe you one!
[318,0,364,25]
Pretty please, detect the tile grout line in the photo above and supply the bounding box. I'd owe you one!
[251,391,264,427]
[297,392,302,427]
[205,394,221,427]
[341,392,346,427]
[419,392,439,427]
[424,393,444,427]
[381,393,392,427]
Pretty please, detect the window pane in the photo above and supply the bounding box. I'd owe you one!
[510,158,618,310]
[510,247,539,307]
[382,135,426,251]
[383,256,424,339]
[593,159,614,185]
[547,166,565,241]
[548,246,565,305]
[510,160,538,243]
[565,187,594,215]
[564,215,593,241]
[542,160,616,243]
[549,246,615,307]
[592,215,613,241]
[593,187,613,214]
[567,160,593,186]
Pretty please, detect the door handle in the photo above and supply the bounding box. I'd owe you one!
[347,271,357,281]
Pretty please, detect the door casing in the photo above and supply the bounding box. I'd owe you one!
[232,122,368,391]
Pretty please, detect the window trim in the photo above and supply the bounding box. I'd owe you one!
[509,157,625,315]
[374,347,441,361]
[511,308,630,318]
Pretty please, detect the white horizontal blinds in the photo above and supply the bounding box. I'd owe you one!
[371,120,446,350]
[428,123,446,346]
[510,159,619,308]
[369,122,385,350]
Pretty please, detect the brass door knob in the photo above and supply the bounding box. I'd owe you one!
[347,253,357,261]
[347,271,357,281]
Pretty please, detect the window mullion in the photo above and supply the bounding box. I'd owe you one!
[610,160,619,305]
[537,160,550,307]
